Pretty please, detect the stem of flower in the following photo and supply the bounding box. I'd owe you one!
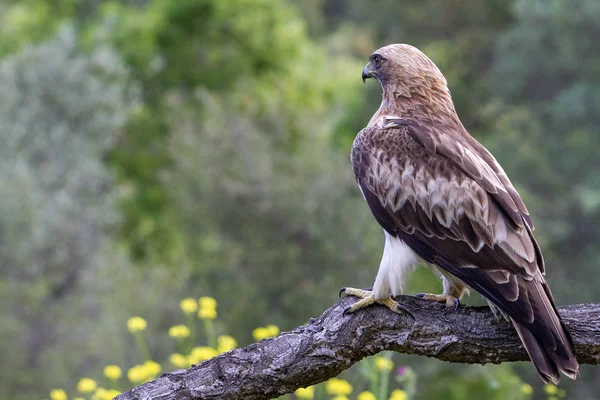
[134,332,151,361]
[379,368,389,400]
[369,358,379,396]
[404,368,417,400]
[204,319,216,348]
[315,381,325,400]
[186,314,195,352]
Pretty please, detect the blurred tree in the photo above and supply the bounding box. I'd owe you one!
[0,0,81,55]
[93,0,309,262]
[0,27,134,398]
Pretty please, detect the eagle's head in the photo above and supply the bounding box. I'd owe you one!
[362,44,456,120]
[362,44,449,98]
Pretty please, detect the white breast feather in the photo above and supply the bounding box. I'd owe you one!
[373,231,419,299]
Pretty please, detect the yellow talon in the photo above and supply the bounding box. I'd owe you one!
[340,287,412,316]
[415,293,460,311]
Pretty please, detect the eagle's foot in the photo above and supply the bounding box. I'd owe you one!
[415,293,460,311]
[340,287,412,316]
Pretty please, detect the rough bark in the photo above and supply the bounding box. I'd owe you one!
[117,296,600,400]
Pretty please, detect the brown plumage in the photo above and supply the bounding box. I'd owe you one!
[352,44,578,383]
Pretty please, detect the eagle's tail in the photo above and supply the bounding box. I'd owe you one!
[511,282,578,384]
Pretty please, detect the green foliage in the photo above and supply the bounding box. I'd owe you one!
[92,0,315,262]
[98,0,303,88]
[0,27,137,398]
[0,0,81,55]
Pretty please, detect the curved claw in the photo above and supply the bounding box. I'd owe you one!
[339,287,347,298]
[450,297,460,312]
[396,303,415,319]
[415,293,460,311]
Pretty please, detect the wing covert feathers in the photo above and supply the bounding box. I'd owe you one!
[351,121,578,382]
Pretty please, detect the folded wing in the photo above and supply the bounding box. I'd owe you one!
[351,120,578,383]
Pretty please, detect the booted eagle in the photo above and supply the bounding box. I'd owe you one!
[341,44,578,384]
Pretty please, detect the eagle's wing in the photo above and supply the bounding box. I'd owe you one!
[382,117,534,228]
[351,120,577,382]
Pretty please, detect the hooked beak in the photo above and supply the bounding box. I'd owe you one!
[362,62,374,83]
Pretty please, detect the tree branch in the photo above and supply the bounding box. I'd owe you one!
[116,296,600,400]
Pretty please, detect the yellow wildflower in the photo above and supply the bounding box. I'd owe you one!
[168,324,191,339]
[375,356,394,372]
[266,325,280,336]
[217,335,237,353]
[294,386,315,399]
[74,397,85,400]
[170,353,189,368]
[545,384,558,395]
[199,296,217,310]
[103,365,122,381]
[189,346,218,363]
[180,298,198,314]
[357,391,377,400]
[50,389,68,400]
[252,327,269,341]
[104,390,121,400]
[325,378,352,396]
[198,308,217,319]
[91,388,106,400]
[91,388,121,400]
[144,360,162,378]
[93,389,120,400]
[127,364,147,384]
[332,396,349,400]
[77,378,97,393]
[252,325,280,341]
[126,361,160,383]
[389,389,407,400]
[127,316,147,333]
[198,296,217,319]
[521,383,533,395]
[105,389,120,400]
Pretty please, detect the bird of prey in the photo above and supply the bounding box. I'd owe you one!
[341,44,578,384]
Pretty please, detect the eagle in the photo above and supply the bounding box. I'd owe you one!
[341,44,578,384]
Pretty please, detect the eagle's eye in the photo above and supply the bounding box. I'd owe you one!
[373,55,383,68]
